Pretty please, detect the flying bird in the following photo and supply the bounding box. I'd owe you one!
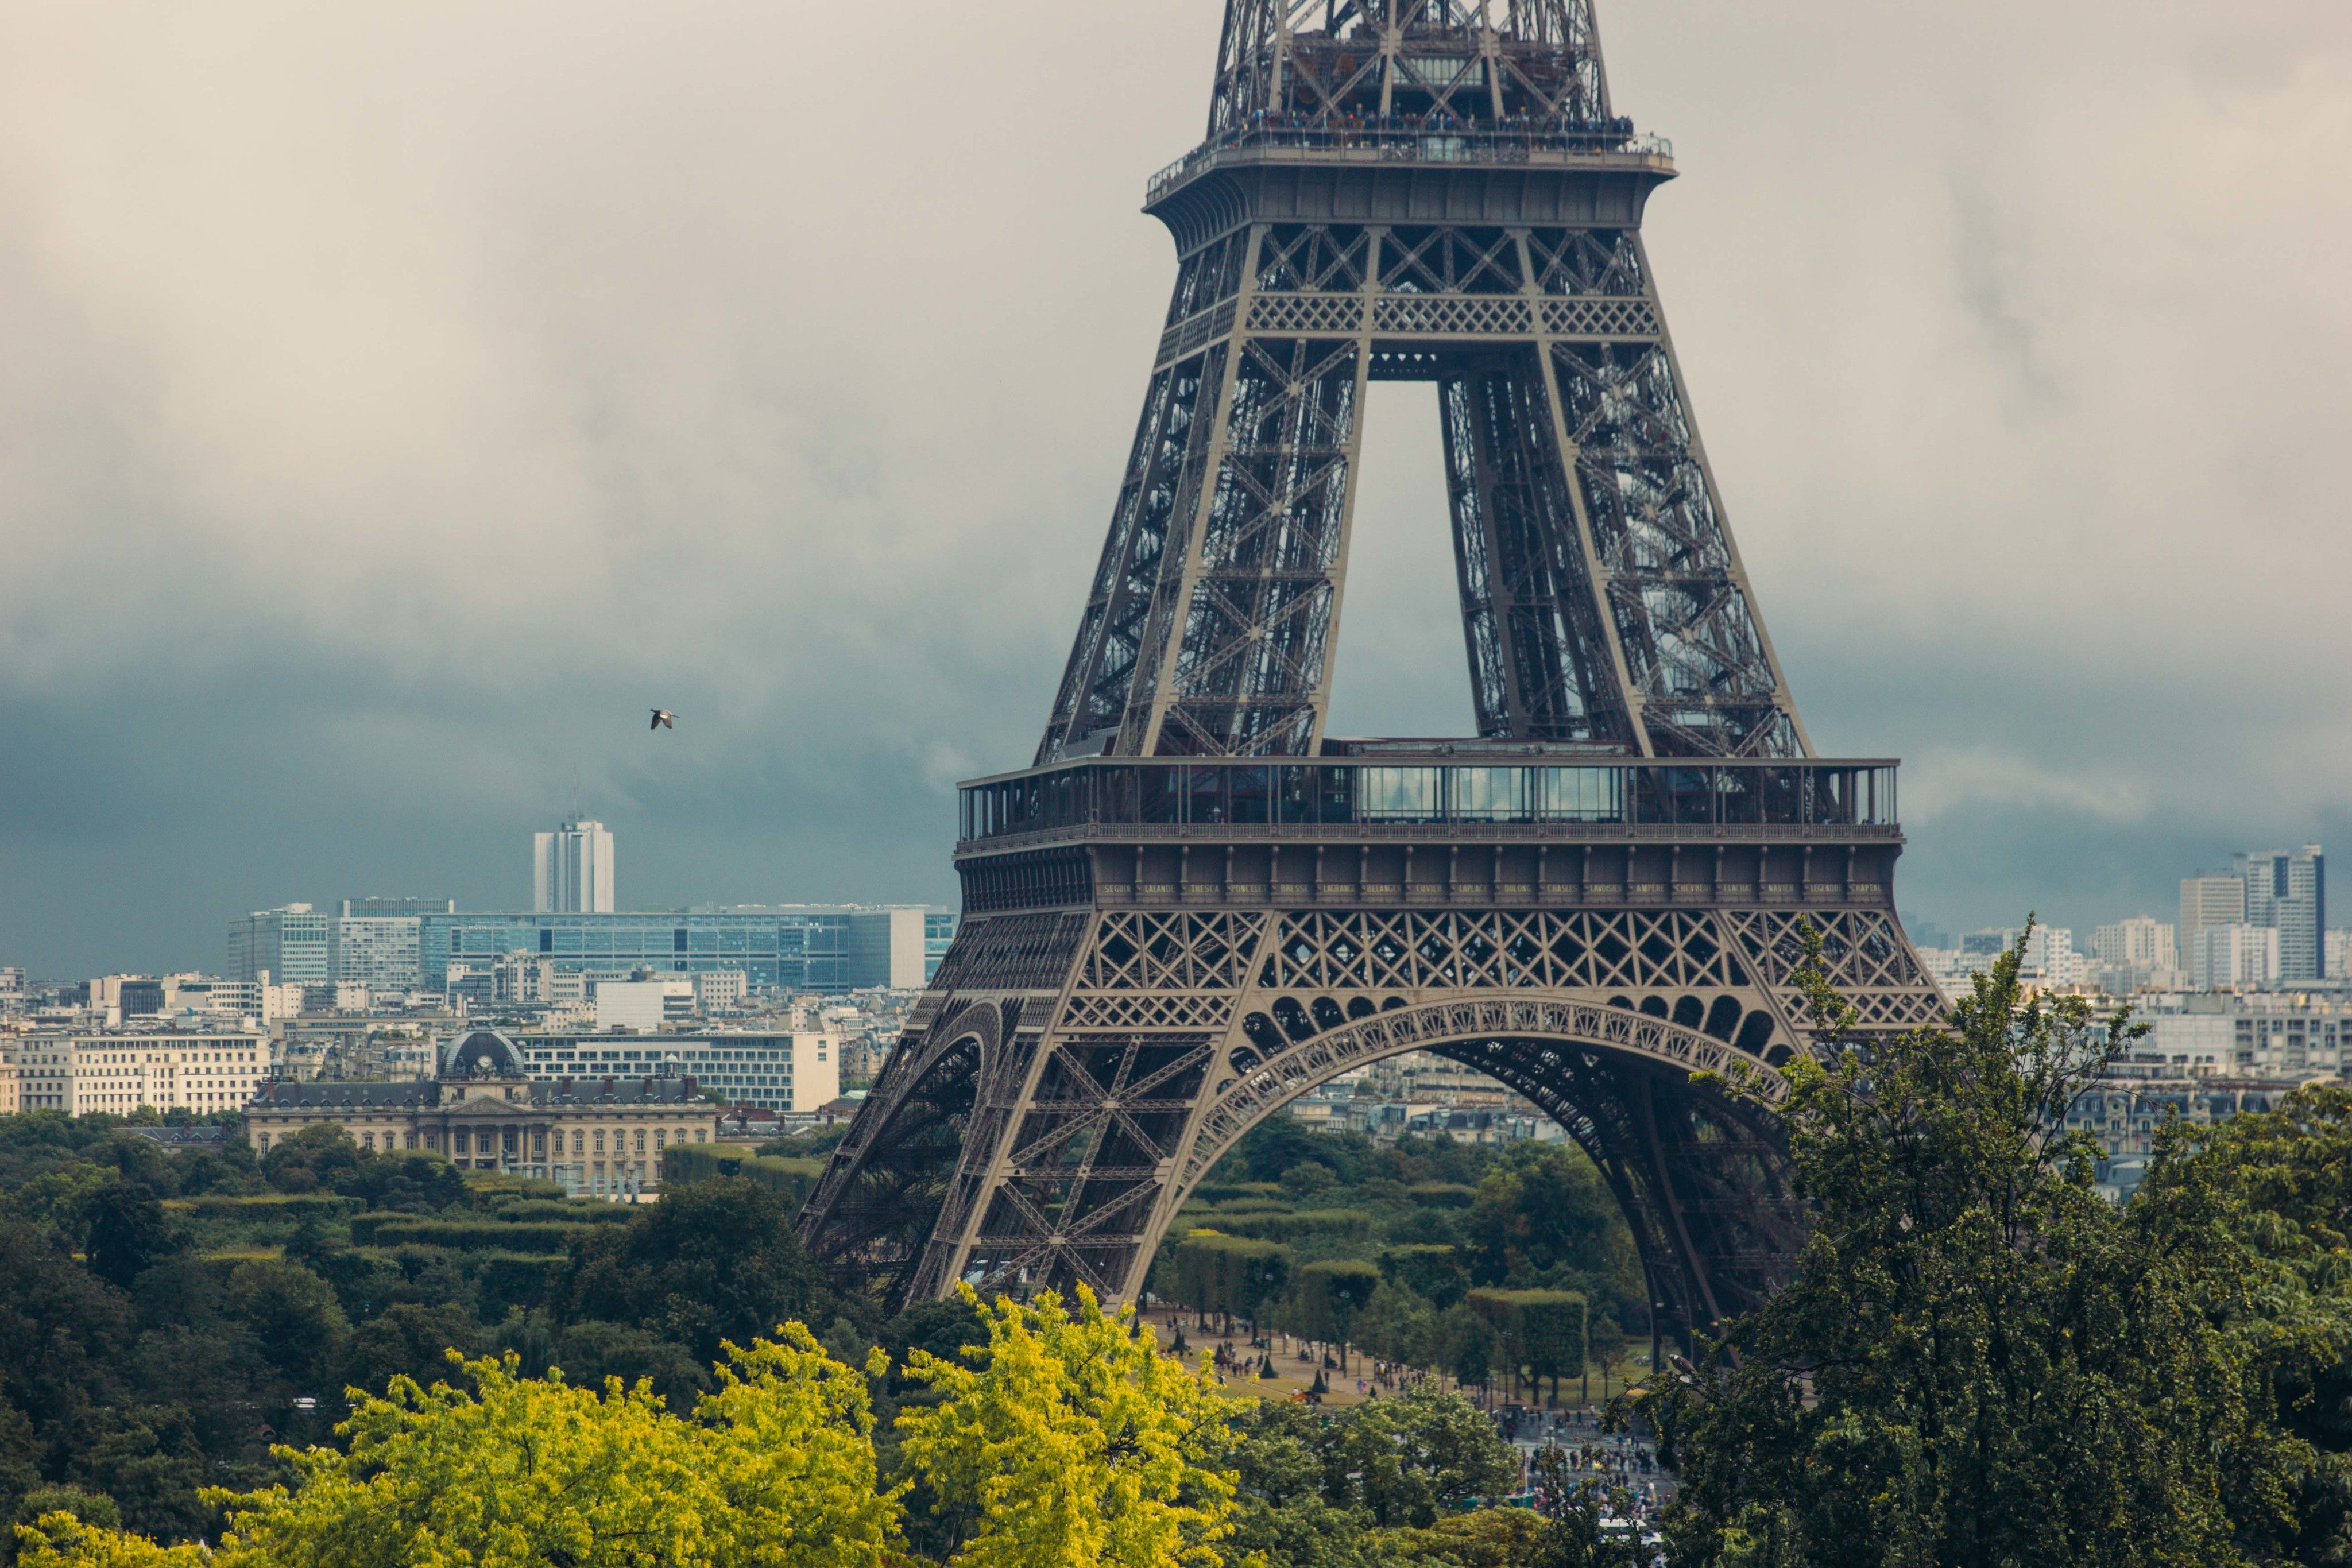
[649,710,677,731]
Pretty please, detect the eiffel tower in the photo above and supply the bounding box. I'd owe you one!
[801,0,1944,1347]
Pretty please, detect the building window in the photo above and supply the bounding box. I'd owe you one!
[455,1130,471,1154]
[655,1129,668,1150]
[594,1130,605,1155]
[572,1130,584,1154]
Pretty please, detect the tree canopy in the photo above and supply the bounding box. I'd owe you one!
[1647,926,2348,1568]
[895,1285,1235,1568]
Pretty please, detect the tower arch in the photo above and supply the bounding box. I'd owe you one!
[800,2,1945,1345]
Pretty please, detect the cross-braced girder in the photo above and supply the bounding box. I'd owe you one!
[810,0,1933,1346]
[1210,1,1611,139]
[1040,134,1807,762]
[803,899,1941,1338]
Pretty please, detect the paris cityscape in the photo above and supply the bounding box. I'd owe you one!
[1,2,2346,1565]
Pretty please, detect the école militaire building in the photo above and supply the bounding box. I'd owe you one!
[243,1029,715,1198]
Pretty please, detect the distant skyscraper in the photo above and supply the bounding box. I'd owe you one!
[329,917,424,994]
[2092,916,2177,972]
[2191,923,2280,989]
[1959,926,2080,988]
[533,820,615,914]
[2235,845,2326,983]
[227,904,330,985]
[2180,875,2247,955]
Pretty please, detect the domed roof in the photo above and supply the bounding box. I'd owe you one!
[443,1029,526,1081]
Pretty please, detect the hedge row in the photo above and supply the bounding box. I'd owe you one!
[1211,1208,1373,1245]
[1170,1233,1293,1321]
[662,1143,826,1204]
[1377,1243,1469,1307]
[1190,1182,1284,1205]
[350,1217,602,1252]
[489,1201,635,1226]
[165,1194,366,1220]
[1465,1287,1587,1400]
[462,1173,568,1202]
[1406,1182,1479,1209]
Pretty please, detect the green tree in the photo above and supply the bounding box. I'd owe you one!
[1518,1292,1585,1408]
[1462,1143,1625,1288]
[1378,1243,1468,1308]
[1221,1399,1382,1568]
[76,1183,181,1294]
[561,1177,841,1366]
[2130,1082,2352,1563]
[544,1321,713,1411]
[13,1488,120,1538]
[1279,1162,1337,1200]
[1290,1259,1380,1370]
[1172,1233,1293,1334]
[223,1261,348,1392]
[1228,1121,1369,1186]
[1419,1303,1496,1398]
[895,1284,1235,1568]
[1647,924,2312,1568]
[214,1353,730,1568]
[257,1125,362,1197]
[1316,1384,1520,1527]
[1466,1288,1586,1405]
[0,1221,129,1445]
[335,1152,464,1214]
[1584,1313,1625,1404]
[332,1303,482,1400]
[1529,1446,1645,1568]
[1349,1280,1433,1368]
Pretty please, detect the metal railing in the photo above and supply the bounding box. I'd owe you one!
[960,756,1895,843]
[1147,122,1673,206]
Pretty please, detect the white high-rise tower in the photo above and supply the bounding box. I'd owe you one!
[2236,845,2326,983]
[533,820,615,913]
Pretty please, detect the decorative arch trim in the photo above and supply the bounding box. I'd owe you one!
[1178,994,1788,1190]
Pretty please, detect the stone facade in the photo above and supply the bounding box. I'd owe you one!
[242,1028,718,1198]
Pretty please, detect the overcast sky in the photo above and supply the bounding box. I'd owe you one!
[2,0,2347,979]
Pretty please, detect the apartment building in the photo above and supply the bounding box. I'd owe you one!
[0,1031,269,1117]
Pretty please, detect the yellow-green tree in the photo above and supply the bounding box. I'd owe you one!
[18,1330,907,1568]
[218,1353,735,1568]
[694,1326,909,1567]
[14,1513,218,1568]
[896,1284,1236,1568]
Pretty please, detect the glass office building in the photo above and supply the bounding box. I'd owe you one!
[422,911,855,993]
[227,904,331,985]
[924,913,954,982]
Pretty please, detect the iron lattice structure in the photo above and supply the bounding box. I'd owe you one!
[802,0,1943,1348]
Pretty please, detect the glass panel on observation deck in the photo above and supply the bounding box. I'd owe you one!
[1448,766,1525,822]
[1531,767,1622,822]
[1359,766,1444,822]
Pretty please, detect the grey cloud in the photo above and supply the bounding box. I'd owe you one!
[2,0,2347,975]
